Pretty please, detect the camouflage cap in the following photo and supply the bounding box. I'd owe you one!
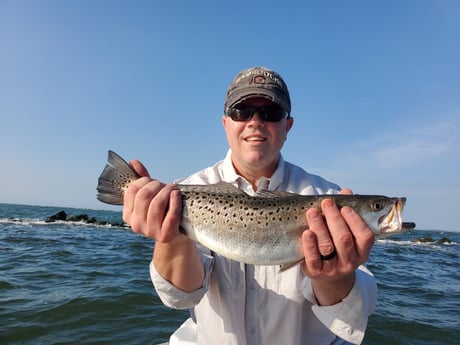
[224,66,291,115]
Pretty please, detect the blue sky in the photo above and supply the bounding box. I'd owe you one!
[1,0,459,232]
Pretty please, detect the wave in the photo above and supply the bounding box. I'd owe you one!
[377,238,458,246]
[0,217,129,229]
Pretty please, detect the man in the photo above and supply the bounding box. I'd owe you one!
[123,67,377,344]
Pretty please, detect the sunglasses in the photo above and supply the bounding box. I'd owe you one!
[227,106,289,122]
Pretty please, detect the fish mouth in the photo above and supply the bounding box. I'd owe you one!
[378,198,405,234]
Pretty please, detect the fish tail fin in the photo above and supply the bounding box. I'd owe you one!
[96,150,140,205]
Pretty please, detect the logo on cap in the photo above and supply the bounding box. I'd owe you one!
[253,75,266,84]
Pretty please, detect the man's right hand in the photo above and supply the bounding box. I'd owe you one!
[122,159,204,291]
[122,159,183,243]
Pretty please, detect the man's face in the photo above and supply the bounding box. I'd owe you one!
[222,97,293,177]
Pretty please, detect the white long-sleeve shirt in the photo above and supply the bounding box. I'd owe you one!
[151,150,377,345]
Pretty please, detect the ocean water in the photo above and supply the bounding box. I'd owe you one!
[1,203,459,344]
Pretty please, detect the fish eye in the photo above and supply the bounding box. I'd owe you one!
[371,200,385,212]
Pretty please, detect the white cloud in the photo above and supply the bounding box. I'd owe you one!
[322,112,460,231]
[344,112,460,171]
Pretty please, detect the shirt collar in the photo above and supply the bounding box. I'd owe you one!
[221,149,286,192]
[221,149,241,183]
[268,154,286,190]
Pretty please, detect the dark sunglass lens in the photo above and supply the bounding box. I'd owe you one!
[259,108,286,122]
[229,108,252,121]
[228,106,287,122]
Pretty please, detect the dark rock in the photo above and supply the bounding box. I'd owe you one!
[110,222,126,227]
[67,214,89,222]
[437,237,452,244]
[414,237,435,243]
[45,211,67,223]
[414,236,452,244]
[87,217,97,224]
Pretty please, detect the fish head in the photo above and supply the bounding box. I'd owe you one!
[356,196,406,239]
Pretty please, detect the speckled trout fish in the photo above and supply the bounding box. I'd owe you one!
[97,151,415,266]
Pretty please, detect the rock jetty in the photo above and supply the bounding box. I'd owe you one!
[45,211,126,227]
[413,236,452,244]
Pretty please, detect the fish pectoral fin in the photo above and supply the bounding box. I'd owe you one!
[279,259,304,272]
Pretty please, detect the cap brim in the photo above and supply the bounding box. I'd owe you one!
[226,87,288,112]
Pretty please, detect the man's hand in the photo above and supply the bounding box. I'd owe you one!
[122,159,204,291]
[122,160,183,244]
[301,189,375,305]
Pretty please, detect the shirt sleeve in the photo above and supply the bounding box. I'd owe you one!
[150,250,214,310]
[300,265,377,344]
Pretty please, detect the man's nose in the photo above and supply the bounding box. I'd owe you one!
[248,112,264,125]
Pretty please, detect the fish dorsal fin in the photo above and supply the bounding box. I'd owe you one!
[178,182,299,198]
[178,181,247,195]
[255,190,298,198]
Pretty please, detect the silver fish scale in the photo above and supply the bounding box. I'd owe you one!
[180,189,312,265]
